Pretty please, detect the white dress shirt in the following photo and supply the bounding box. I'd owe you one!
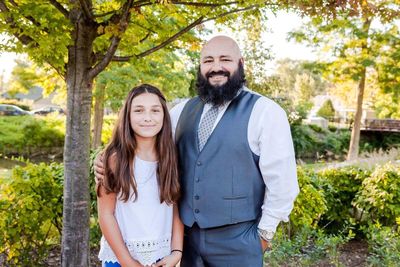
[170,87,299,232]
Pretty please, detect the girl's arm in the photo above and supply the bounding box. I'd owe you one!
[153,204,183,267]
[98,186,143,267]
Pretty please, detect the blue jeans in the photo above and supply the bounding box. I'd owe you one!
[104,261,121,267]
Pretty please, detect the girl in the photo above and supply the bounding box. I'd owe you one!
[97,84,183,267]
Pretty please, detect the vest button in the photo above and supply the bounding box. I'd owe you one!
[196,161,202,166]
[195,178,200,183]
[195,209,200,213]
[194,195,200,200]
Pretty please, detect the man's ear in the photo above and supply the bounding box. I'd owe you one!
[240,57,244,66]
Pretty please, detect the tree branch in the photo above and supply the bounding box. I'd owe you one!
[49,0,70,19]
[89,0,134,78]
[0,0,36,45]
[79,0,94,21]
[171,1,239,7]
[201,3,263,24]
[136,16,204,58]
[8,0,51,33]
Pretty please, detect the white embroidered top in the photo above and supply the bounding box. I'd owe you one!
[98,157,173,265]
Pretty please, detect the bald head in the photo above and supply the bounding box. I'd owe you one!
[201,36,242,59]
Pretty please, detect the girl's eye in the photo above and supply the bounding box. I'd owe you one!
[152,109,161,113]
[133,109,142,113]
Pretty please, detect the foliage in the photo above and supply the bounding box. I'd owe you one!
[317,167,371,233]
[289,167,327,232]
[265,226,352,267]
[0,150,104,264]
[291,124,319,158]
[373,91,400,119]
[0,161,63,265]
[0,115,64,156]
[365,224,400,267]
[316,99,335,120]
[100,114,117,146]
[354,163,400,226]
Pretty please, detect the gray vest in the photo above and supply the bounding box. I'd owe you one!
[176,90,265,228]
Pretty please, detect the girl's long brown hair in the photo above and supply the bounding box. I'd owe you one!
[97,84,180,204]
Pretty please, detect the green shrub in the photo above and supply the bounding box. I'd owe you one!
[291,124,319,159]
[365,224,400,266]
[290,167,327,232]
[317,99,335,120]
[265,227,352,266]
[0,116,64,156]
[317,167,371,233]
[322,130,350,156]
[0,162,63,265]
[354,163,400,226]
[0,151,102,264]
[101,115,117,145]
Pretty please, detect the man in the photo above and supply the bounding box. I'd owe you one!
[96,35,299,267]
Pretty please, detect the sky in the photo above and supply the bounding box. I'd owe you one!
[0,11,316,82]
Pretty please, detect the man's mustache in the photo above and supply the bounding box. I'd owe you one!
[206,71,230,79]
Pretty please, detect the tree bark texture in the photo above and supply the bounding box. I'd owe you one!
[61,9,97,266]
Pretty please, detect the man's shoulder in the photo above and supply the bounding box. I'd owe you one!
[243,87,286,114]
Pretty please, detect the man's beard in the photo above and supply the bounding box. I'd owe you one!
[196,62,246,107]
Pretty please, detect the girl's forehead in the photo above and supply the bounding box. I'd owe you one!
[131,93,161,104]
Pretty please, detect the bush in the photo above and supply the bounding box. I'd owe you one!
[365,224,400,266]
[317,99,335,120]
[291,124,319,159]
[0,162,63,265]
[354,163,400,226]
[289,167,327,232]
[265,227,352,266]
[317,167,371,233]
[0,116,64,156]
[0,150,102,264]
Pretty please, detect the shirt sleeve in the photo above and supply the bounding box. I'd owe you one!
[252,99,299,232]
[169,99,189,141]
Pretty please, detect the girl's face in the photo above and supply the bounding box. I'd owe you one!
[130,93,164,141]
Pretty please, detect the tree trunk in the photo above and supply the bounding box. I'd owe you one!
[347,18,371,161]
[61,10,97,266]
[347,67,366,161]
[92,82,106,149]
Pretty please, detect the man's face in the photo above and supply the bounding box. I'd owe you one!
[200,37,242,87]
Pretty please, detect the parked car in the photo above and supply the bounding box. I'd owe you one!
[0,104,32,116]
[32,106,64,115]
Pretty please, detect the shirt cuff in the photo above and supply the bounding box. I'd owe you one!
[257,214,282,232]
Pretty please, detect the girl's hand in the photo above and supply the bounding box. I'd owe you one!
[151,251,182,267]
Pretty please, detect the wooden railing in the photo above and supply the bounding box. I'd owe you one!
[363,119,400,132]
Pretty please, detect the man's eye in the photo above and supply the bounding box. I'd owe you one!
[221,59,232,62]
[203,60,212,63]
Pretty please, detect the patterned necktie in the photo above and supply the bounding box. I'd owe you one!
[198,106,219,151]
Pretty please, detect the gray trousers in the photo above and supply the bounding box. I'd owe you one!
[181,220,264,267]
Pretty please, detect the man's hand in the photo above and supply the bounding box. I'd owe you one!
[94,152,105,185]
[259,237,272,252]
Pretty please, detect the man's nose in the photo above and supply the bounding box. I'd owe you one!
[210,61,223,71]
